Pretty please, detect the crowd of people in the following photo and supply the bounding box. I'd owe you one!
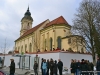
[70,56,100,75]
[70,59,94,75]
[33,58,63,75]
[33,57,100,75]
[8,55,100,75]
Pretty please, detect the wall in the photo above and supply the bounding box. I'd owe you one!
[30,52,59,70]
[62,38,70,50]
[40,25,70,51]
[62,36,86,52]
[0,55,19,68]
[1,52,92,73]
[59,52,92,73]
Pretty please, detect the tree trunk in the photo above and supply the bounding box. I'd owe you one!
[92,53,96,66]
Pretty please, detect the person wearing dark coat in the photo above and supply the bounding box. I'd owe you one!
[9,58,15,75]
[53,60,58,75]
[70,59,75,75]
[96,56,100,75]
[74,59,77,75]
[89,62,94,75]
[41,58,44,75]
[49,58,54,75]
[80,59,88,75]
[58,59,63,75]
[76,60,81,75]
[33,61,38,75]
[47,59,50,75]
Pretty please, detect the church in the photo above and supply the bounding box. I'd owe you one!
[9,7,93,73]
[14,7,86,54]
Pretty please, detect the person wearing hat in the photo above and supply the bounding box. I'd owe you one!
[9,58,15,75]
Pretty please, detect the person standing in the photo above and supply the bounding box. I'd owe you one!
[33,61,38,75]
[80,59,88,75]
[49,58,54,75]
[70,59,75,75]
[74,59,77,75]
[96,55,100,75]
[76,60,80,75]
[41,58,44,75]
[47,59,50,75]
[57,59,63,75]
[9,58,15,75]
[53,60,58,75]
[42,59,47,75]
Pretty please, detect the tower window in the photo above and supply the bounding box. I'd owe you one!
[27,23,30,29]
[28,23,29,25]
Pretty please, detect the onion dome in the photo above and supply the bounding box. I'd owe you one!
[21,6,33,22]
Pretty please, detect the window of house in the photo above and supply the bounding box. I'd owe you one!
[29,43,32,52]
[57,36,61,49]
[15,47,17,50]
[81,39,83,44]
[18,47,20,51]
[27,23,30,29]
[25,45,27,52]
[45,39,46,50]
[21,46,23,52]
[50,38,53,51]
[81,48,84,52]
[68,38,71,44]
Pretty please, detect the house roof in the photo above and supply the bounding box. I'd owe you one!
[15,19,48,41]
[44,16,69,28]
[62,35,84,39]
[15,16,69,41]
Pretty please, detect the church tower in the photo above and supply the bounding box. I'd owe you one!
[20,6,33,36]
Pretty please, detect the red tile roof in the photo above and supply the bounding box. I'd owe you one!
[15,19,48,41]
[44,16,69,28]
[15,16,69,41]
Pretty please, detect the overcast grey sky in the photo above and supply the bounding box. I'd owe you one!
[0,0,82,53]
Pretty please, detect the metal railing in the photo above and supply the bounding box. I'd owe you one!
[79,71,100,75]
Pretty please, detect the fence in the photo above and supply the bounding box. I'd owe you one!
[79,71,100,75]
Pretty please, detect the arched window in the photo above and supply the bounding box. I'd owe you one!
[50,38,53,51]
[21,46,23,52]
[81,48,84,53]
[29,43,32,52]
[57,36,61,49]
[68,38,71,44]
[44,39,46,50]
[25,45,27,52]
[15,47,17,50]
[18,47,20,51]
[27,23,30,29]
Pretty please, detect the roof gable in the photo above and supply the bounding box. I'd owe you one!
[44,16,69,28]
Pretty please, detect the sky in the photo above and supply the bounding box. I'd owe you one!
[0,0,82,53]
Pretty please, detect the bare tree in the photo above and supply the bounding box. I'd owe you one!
[72,0,100,64]
[0,38,10,67]
[69,36,86,52]
[8,51,13,54]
